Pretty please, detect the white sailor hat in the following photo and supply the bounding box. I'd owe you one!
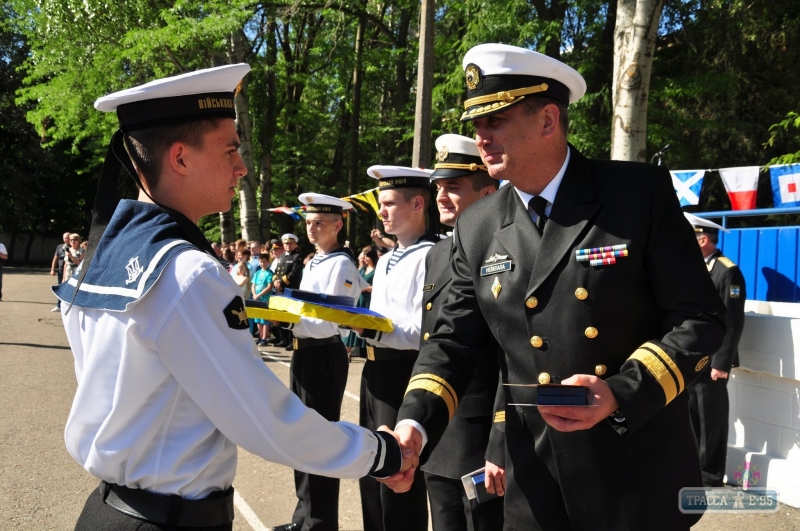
[684,212,730,234]
[367,166,433,190]
[460,43,586,122]
[431,134,487,180]
[298,193,353,215]
[281,233,299,243]
[95,63,251,131]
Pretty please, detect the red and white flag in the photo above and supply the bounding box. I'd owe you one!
[719,166,760,210]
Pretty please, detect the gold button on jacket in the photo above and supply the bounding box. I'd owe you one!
[525,296,538,309]
[530,336,543,348]
[595,365,607,376]
[538,373,551,384]
[426,302,432,311]
[423,332,430,341]
[575,287,588,300]
[585,327,598,339]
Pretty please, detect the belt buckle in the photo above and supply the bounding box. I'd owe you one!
[293,338,299,350]
[367,345,375,361]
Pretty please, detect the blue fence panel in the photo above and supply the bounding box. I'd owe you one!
[719,226,800,303]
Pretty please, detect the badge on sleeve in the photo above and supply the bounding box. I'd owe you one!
[730,285,741,298]
[224,296,250,330]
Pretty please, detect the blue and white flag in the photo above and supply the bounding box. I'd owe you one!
[670,170,706,206]
[769,164,800,208]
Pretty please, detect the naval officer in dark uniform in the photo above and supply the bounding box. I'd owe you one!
[685,213,746,487]
[422,134,504,531]
[273,233,304,350]
[387,43,727,531]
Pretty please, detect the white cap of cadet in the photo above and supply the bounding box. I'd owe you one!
[366,166,433,190]
[431,134,486,180]
[460,43,586,122]
[298,193,353,214]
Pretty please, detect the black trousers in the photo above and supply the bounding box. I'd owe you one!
[424,472,504,531]
[359,358,428,531]
[289,340,349,531]
[74,485,231,531]
[688,368,730,487]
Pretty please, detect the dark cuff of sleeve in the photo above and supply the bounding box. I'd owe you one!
[368,431,402,478]
[361,329,378,340]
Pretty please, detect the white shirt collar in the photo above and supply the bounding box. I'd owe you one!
[513,146,571,217]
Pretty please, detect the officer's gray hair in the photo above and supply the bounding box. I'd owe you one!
[522,96,569,136]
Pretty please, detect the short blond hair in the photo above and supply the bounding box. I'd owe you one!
[69,233,82,243]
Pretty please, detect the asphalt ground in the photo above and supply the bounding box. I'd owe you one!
[1,267,798,530]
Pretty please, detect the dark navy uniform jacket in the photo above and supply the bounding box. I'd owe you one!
[399,147,727,530]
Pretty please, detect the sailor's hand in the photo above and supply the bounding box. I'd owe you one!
[538,374,619,432]
[710,368,729,380]
[374,425,420,493]
[485,460,506,496]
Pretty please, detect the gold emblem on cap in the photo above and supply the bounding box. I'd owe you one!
[307,196,314,203]
[465,64,481,91]
[525,297,538,309]
[585,327,598,339]
[695,356,710,372]
[575,287,588,300]
[530,336,543,348]
[538,372,551,384]
[595,365,607,376]
[373,170,382,179]
[234,80,243,98]
[437,146,449,162]
[491,277,502,299]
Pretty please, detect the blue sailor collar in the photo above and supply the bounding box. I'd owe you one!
[53,200,200,311]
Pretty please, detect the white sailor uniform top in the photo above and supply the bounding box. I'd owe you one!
[364,239,434,350]
[53,200,398,500]
[284,250,367,339]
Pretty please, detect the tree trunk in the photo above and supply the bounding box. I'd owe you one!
[228,30,260,241]
[412,0,434,168]
[393,7,413,163]
[219,207,235,245]
[259,17,279,242]
[610,0,663,162]
[348,8,366,243]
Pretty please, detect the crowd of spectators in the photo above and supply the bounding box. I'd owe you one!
[50,232,87,311]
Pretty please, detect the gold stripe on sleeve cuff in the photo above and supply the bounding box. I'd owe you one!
[405,374,458,420]
[629,349,678,405]
[642,341,685,393]
[282,275,290,284]
[494,411,506,423]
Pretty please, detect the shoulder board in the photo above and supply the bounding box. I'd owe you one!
[717,256,736,268]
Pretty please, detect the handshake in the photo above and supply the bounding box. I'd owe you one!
[375,424,423,493]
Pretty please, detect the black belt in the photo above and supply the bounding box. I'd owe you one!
[366,345,418,361]
[100,481,234,528]
[293,335,341,350]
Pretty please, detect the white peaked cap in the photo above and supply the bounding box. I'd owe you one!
[684,212,730,233]
[298,193,353,210]
[463,44,586,104]
[95,64,252,112]
[366,166,434,179]
[435,134,480,157]
[281,233,299,242]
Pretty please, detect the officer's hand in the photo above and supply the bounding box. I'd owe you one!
[484,460,506,496]
[352,327,364,335]
[710,368,729,380]
[538,374,619,432]
[374,426,419,492]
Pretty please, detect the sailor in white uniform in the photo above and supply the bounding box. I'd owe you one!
[273,193,368,531]
[54,65,406,531]
[352,166,436,531]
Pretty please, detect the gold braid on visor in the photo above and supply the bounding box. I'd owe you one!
[463,83,549,109]
[434,163,487,172]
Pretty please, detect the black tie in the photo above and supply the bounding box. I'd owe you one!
[528,196,549,232]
